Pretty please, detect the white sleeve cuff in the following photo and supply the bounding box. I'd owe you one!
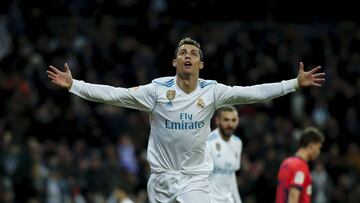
[69,79,83,94]
[282,78,299,94]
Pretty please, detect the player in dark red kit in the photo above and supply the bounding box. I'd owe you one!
[276,127,325,203]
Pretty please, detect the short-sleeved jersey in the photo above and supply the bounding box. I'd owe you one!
[70,76,297,175]
[276,156,312,203]
[206,129,242,203]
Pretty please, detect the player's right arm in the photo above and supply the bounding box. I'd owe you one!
[47,63,156,112]
[287,188,300,203]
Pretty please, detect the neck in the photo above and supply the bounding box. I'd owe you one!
[295,149,309,162]
[176,74,198,94]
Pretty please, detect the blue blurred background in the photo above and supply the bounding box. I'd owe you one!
[0,0,359,202]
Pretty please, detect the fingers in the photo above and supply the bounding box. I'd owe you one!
[47,73,56,81]
[299,62,304,72]
[46,70,57,78]
[309,66,321,73]
[312,82,322,87]
[64,63,70,72]
[49,65,61,74]
[314,73,326,78]
[312,77,325,87]
[314,78,325,83]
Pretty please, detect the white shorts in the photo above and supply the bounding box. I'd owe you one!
[147,171,210,203]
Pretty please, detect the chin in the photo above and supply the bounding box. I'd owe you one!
[225,131,234,136]
[224,133,232,138]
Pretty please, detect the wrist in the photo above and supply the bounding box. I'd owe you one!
[295,77,300,89]
[67,79,73,90]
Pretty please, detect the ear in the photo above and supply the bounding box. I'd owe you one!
[307,143,315,150]
[172,59,177,67]
[199,61,204,69]
[215,116,220,126]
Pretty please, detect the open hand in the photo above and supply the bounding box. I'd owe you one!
[297,62,325,87]
[47,63,73,89]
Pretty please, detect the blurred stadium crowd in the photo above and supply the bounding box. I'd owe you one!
[0,0,359,203]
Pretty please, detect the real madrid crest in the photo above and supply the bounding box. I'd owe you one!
[197,98,205,109]
[216,143,221,151]
[166,90,176,101]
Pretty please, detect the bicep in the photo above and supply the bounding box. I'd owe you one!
[215,84,270,108]
[214,84,249,108]
[115,83,157,112]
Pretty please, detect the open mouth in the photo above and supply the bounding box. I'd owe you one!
[184,61,192,67]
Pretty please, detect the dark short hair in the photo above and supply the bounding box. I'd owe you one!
[298,127,325,148]
[174,37,203,60]
[216,106,237,117]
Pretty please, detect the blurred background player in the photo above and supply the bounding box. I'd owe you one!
[276,127,325,203]
[206,106,242,203]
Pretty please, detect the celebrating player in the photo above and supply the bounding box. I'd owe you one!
[47,37,325,203]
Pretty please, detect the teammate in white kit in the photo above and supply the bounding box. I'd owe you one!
[47,37,325,203]
[206,106,242,203]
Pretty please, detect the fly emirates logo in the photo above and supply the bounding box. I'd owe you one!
[165,113,205,130]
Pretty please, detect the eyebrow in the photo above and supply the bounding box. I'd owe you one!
[178,48,199,53]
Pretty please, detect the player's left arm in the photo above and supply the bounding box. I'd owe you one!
[297,62,325,87]
[231,173,242,203]
[288,169,306,203]
[214,62,325,107]
[237,138,243,169]
[288,187,301,203]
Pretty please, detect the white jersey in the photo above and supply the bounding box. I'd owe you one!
[206,129,243,203]
[69,75,297,175]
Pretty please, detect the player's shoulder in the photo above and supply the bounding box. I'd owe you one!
[230,135,242,145]
[152,76,175,87]
[231,134,241,141]
[207,129,220,142]
[198,78,217,89]
[283,157,308,169]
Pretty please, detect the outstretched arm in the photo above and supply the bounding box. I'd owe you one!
[46,63,156,113]
[215,61,326,107]
[297,62,325,88]
[47,63,73,89]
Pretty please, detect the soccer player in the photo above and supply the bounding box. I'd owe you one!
[276,127,325,203]
[206,106,243,203]
[47,37,325,203]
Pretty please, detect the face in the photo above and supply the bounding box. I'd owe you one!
[216,110,239,138]
[173,44,204,76]
[307,142,322,160]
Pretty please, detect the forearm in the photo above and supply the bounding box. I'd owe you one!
[287,188,300,203]
[239,78,298,102]
[231,174,242,203]
[69,79,128,105]
[288,196,299,203]
[217,78,299,106]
